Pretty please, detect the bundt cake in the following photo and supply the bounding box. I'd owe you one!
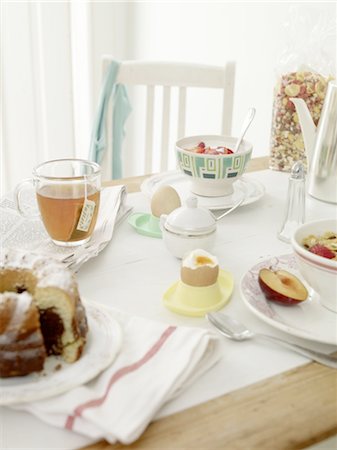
[0,248,88,378]
[0,291,47,377]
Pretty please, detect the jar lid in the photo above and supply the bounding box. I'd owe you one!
[163,197,216,236]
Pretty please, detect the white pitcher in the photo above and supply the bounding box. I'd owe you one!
[291,80,337,204]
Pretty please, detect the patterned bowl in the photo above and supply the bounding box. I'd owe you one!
[176,135,253,197]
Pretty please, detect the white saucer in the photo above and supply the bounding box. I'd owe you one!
[0,301,123,405]
[240,254,337,345]
[141,170,265,210]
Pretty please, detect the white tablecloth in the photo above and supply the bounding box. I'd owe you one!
[1,169,336,449]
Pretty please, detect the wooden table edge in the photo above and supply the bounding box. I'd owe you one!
[83,156,337,450]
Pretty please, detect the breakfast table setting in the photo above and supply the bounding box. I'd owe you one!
[1,151,337,449]
[1,76,337,450]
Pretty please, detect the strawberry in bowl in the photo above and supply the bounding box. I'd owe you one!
[175,135,252,197]
[189,141,234,155]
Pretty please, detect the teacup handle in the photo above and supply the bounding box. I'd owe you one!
[14,178,40,218]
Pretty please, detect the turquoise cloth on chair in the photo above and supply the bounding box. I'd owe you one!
[89,61,132,179]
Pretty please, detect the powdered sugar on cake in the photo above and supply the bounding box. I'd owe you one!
[0,249,75,291]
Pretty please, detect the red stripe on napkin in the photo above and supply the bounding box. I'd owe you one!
[65,325,176,430]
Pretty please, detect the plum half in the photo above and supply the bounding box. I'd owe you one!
[258,268,308,305]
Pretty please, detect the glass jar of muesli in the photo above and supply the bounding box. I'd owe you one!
[269,71,332,172]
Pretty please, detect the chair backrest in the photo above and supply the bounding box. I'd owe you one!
[101,57,235,179]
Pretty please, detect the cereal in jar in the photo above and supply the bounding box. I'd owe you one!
[269,71,332,172]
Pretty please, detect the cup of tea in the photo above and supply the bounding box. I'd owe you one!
[15,159,101,247]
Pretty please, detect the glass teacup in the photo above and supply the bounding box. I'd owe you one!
[15,159,101,247]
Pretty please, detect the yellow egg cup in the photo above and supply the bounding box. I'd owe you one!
[163,269,234,317]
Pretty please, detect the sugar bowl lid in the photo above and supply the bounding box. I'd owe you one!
[162,197,216,235]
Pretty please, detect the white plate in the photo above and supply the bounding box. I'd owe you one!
[240,254,337,345]
[141,170,265,210]
[0,302,123,405]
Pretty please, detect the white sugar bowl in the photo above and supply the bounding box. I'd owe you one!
[160,197,217,259]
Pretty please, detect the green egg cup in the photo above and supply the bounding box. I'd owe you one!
[128,213,162,238]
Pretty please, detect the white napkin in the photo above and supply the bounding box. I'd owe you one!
[13,306,223,445]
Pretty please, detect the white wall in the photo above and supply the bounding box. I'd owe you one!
[128,2,336,162]
[1,1,336,192]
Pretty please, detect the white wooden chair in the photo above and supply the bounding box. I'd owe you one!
[101,58,236,179]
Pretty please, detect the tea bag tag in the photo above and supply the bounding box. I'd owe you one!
[77,199,96,232]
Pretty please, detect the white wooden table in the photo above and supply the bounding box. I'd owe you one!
[2,158,337,450]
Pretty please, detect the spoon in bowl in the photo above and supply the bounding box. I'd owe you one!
[234,107,256,153]
[206,312,337,368]
[212,193,245,221]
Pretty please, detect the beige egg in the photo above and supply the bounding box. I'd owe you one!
[151,185,181,218]
[180,250,219,287]
[181,265,219,287]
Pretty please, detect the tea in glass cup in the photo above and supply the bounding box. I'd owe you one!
[15,159,101,246]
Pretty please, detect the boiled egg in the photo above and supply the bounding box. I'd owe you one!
[151,185,181,218]
[180,249,219,287]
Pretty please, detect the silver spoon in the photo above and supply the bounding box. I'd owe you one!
[234,107,256,153]
[211,177,248,221]
[206,312,337,369]
[212,195,245,222]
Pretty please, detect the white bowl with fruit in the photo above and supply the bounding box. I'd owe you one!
[291,219,337,313]
[175,135,252,197]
